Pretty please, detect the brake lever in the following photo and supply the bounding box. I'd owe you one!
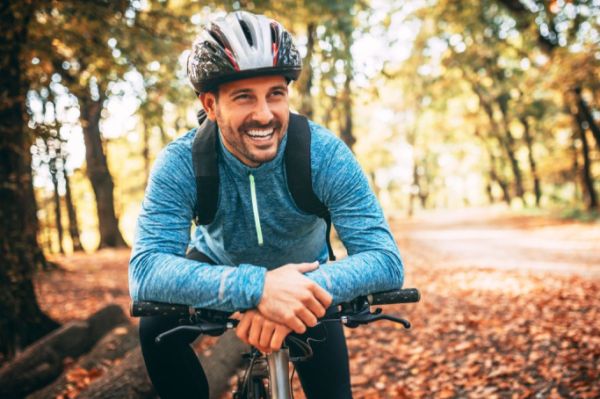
[376,313,411,329]
[340,308,411,329]
[156,325,206,344]
[155,320,238,344]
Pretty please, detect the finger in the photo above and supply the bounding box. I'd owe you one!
[310,283,333,308]
[248,316,264,347]
[270,326,290,351]
[293,261,320,274]
[236,313,252,342]
[296,306,318,328]
[259,321,276,350]
[303,294,327,319]
[285,315,306,334]
[230,311,243,321]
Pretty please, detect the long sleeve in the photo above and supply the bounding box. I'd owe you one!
[305,129,404,303]
[128,137,266,311]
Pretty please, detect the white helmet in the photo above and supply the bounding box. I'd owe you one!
[187,11,302,94]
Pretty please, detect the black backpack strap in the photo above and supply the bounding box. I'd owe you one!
[192,110,219,225]
[285,113,336,261]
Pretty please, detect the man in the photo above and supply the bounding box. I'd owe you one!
[129,10,404,399]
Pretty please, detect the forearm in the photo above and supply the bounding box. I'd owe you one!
[306,248,404,304]
[129,250,266,312]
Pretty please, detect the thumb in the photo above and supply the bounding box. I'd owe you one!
[293,261,320,274]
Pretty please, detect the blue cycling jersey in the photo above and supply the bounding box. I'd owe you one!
[129,118,404,311]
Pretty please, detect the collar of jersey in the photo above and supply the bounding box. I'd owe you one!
[217,127,289,177]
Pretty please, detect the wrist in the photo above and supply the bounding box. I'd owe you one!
[230,264,267,309]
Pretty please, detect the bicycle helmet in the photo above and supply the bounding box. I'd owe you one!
[187,11,302,94]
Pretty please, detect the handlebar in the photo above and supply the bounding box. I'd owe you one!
[130,288,420,364]
[366,288,420,305]
[132,288,420,344]
[130,288,420,318]
[130,288,420,342]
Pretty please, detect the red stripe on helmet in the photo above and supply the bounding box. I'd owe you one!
[272,42,279,66]
[224,48,240,71]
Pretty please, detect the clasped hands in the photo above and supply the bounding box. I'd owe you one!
[233,262,332,353]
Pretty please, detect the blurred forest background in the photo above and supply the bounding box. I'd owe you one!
[8,0,599,256]
[1,0,599,393]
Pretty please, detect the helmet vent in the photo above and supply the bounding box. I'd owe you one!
[209,30,226,49]
[270,22,279,43]
[239,19,254,47]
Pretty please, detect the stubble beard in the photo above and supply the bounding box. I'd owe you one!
[216,109,283,167]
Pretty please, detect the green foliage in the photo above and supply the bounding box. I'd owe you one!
[374,0,599,211]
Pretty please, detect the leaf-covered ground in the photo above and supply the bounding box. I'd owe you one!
[35,210,600,398]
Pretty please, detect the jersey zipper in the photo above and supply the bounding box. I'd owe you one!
[248,173,264,246]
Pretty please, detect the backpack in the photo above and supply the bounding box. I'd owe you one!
[191,110,336,261]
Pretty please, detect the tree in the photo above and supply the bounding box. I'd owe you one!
[27,1,196,247]
[0,1,60,358]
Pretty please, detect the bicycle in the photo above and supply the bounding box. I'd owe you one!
[131,287,420,399]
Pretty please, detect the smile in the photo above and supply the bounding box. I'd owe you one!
[246,128,275,140]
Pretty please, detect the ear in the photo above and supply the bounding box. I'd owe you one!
[200,92,218,121]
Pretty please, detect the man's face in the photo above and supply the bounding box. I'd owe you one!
[201,75,290,168]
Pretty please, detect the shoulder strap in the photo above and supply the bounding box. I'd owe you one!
[285,113,336,261]
[191,110,219,225]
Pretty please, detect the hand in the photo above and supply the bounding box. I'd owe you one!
[234,310,291,353]
[257,262,332,334]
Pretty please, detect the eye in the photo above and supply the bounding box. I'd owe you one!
[271,90,286,97]
[233,93,251,101]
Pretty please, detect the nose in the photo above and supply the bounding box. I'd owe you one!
[252,98,274,125]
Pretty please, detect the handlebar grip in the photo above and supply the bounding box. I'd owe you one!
[367,288,420,305]
[130,301,193,317]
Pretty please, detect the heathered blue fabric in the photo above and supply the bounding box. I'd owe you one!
[129,119,404,311]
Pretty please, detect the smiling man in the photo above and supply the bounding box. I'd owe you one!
[129,11,404,399]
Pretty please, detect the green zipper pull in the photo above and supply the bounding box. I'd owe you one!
[249,173,264,246]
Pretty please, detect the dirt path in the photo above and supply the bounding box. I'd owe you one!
[391,207,600,279]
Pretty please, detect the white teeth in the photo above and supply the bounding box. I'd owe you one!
[247,128,274,137]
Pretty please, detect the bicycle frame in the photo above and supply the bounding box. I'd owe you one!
[266,349,292,399]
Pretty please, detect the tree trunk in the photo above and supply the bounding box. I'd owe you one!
[471,84,523,204]
[0,2,60,359]
[26,140,51,269]
[520,116,542,206]
[79,93,128,248]
[78,330,248,399]
[485,181,495,204]
[63,167,84,251]
[491,162,512,206]
[574,87,600,151]
[338,25,356,150]
[475,129,511,205]
[77,347,157,399]
[339,70,355,149]
[49,157,65,254]
[571,128,582,203]
[0,305,127,398]
[496,96,525,201]
[142,119,151,187]
[297,22,316,118]
[483,99,522,201]
[27,323,137,399]
[574,108,598,209]
[409,161,428,215]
